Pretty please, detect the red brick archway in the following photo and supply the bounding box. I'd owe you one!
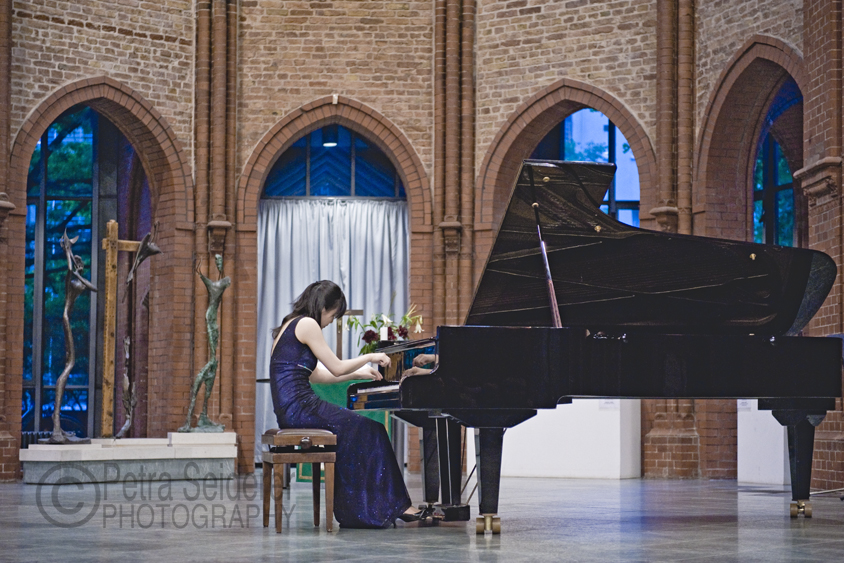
[238,96,431,231]
[690,36,806,480]
[9,77,193,222]
[4,76,195,449]
[694,36,806,240]
[233,99,435,448]
[475,77,657,266]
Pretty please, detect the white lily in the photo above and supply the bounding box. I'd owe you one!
[381,314,393,325]
[414,321,423,333]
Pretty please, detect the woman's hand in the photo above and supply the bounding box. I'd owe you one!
[413,353,437,367]
[369,353,391,367]
[354,365,383,381]
[402,366,431,378]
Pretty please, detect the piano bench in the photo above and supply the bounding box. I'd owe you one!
[261,428,337,533]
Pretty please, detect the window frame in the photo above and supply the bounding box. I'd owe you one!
[753,134,795,246]
[531,110,640,226]
[261,126,405,200]
[24,108,100,437]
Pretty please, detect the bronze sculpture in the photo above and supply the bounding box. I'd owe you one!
[178,254,231,432]
[44,231,97,444]
[116,224,161,438]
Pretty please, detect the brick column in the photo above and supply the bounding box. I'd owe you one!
[0,0,19,482]
[190,1,212,429]
[643,0,702,479]
[795,0,844,490]
[650,0,679,232]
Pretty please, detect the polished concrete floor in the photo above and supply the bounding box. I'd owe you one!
[1,468,844,562]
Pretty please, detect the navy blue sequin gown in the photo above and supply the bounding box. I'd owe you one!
[270,317,412,528]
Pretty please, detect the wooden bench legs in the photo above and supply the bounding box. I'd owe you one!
[263,459,334,533]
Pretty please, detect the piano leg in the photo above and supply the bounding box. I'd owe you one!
[420,422,440,505]
[429,417,471,523]
[436,417,463,506]
[475,427,503,534]
[760,399,833,518]
[771,410,827,518]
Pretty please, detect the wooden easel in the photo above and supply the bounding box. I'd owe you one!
[100,220,141,438]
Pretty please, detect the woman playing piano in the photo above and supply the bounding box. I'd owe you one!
[269,280,428,527]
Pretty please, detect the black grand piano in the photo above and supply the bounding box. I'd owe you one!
[349,160,843,533]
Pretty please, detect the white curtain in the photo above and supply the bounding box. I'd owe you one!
[255,198,409,461]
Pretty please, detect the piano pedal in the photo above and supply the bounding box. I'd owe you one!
[475,514,501,534]
[789,501,812,518]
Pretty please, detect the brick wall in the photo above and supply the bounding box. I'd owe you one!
[695,0,802,138]
[476,0,658,181]
[237,0,434,187]
[9,0,195,164]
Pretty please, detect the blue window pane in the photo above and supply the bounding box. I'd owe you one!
[775,188,794,247]
[614,128,640,202]
[41,389,88,438]
[261,125,405,200]
[753,200,764,243]
[263,136,306,197]
[355,136,397,197]
[531,108,639,224]
[310,126,351,196]
[754,135,794,245]
[24,205,36,382]
[46,107,95,197]
[617,209,639,228]
[27,138,43,197]
[776,144,792,186]
[22,388,35,433]
[42,201,92,387]
[566,109,609,162]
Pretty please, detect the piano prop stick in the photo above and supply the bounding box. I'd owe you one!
[348,160,843,534]
[526,165,563,328]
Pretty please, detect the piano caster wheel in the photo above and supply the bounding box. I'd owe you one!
[790,501,812,518]
[476,515,501,534]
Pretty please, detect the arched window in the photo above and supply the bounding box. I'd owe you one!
[23,105,149,440]
[753,134,794,246]
[263,124,405,198]
[531,108,640,227]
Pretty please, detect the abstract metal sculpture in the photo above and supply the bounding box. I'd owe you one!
[44,231,97,444]
[178,254,231,432]
[116,223,161,438]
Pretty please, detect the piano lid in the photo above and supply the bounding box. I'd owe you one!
[465,160,836,335]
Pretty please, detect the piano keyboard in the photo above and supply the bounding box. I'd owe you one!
[347,338,437,411]
[349,384,402,410]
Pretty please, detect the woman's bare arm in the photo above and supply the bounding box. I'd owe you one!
[295,316,390,376]
[308,364,382,384]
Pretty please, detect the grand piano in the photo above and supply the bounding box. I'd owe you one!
[349,160,843,533]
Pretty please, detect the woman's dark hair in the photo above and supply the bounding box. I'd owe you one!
[272,280,347,339]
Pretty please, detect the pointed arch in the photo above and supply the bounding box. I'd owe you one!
[476,78,657,231]
[475,78,657,269]
[8,76,193,224]
[238,96,431,233]
[233,98,435,433]
[694,36,806,240]
[5,76,196,442]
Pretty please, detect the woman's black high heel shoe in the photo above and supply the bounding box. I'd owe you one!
[398,506,434,523]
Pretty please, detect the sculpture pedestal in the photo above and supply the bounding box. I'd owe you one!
[21,432,237,484]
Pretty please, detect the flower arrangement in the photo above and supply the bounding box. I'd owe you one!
[346,304,423,355]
